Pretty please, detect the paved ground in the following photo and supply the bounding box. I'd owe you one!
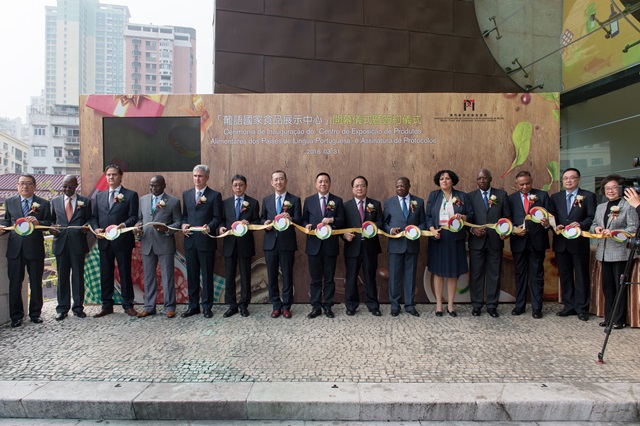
[0,421,636,425]
[1,301,639,384]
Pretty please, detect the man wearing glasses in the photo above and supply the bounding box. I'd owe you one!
[547,168,596,321]
[0,174,52,327]
[49,175,92,321]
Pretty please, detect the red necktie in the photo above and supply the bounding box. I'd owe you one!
[66,197,74,221]
[358,200,365,222]
[523,193,530,214]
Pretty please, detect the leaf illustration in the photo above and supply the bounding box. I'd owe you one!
[542,160,559,191]
[538,93,559,104]
[500,121,533,179]
[552,109,560,122]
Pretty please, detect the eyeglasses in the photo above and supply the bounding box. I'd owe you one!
[604,186,619,192]
[562,176,580,181]
[62,185,76,189]
[18,182,34,187]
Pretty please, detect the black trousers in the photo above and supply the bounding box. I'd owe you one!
[469,247,502,309]
[56,250,86,314]
[185,248,215,311]
[512,248,545,311]
[265,240,295,310]
[8,254,44,321]
[308,253,337,310]
[556,250,591,314]
[99,245,134,310]
[601,260,628,325]
[344,251,379,311]
[224,247,252,308]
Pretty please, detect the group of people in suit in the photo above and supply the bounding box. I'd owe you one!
[2,165,640,329]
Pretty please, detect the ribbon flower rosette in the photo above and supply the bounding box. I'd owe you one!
[574,195,584,208]
[241,200,249,213]
[366,203,375,213]
[197,195,207,206]
[488,195,497,208]
[610,205,620,219]
[282,200,292,212]
[409,200,418,212]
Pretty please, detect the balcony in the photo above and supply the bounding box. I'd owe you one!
[132,38,141,45]
[132,49,141,56]
[132,84,142,91]
[131,72,141,79]
[66,156,80,164]
[131,61,141,68]
[65,136,79,144]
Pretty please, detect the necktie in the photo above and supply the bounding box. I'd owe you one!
[66,197,74,221]
[523,193,530,214]
[22,199,29,217]
[108,190,114,209]
[566,193,573,213]
[402,197,408,218]
[196,190,202,205]
[151,196,158,214]
[321,196,326,216]
[276,195,282,214]
[483,191,489,210]
[235,198,242,219]
[358,200,365,222]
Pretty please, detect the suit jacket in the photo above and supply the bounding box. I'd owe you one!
[137,192,182,256]
[425,189,474,242]
[467,187,510,251]
[220,194,260,257]
[1,194,52,260]
[303,193,345,256]
[50,194,92,256]
[181,186,222,252]
[342,197,383,258]
[507,188,550,253]
[548,188,596,254]
[590,199,639,262]
[383,194,426,254]
[260,192,302,251]
[90,187,139,251]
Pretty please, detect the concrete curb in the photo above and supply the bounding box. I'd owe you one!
[0,381,639,421]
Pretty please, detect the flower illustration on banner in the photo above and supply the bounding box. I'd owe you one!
[610,205,620,219]
[197,195,207,206]
[157,200,166,209]
[528,194,538,202]
[410,200,418,212]
[241,200,249,213]
[488,195,498,208]
[115,193,125,203]
[366,203,375,213]
[29,202,41,214]
[283,200,292,211]
[451,196,462,207]
[76,200,85,209]
[574,195,584,208]
[326,200,336,211]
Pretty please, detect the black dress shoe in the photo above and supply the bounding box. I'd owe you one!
[556,309,577,317]
[532,310,542,319]
[599,321,607,327]
[308,308,322,319]
[10,319,22,328]
[511,308,525,316]
[487,308,500,318]
[324,309,335,318]
[407,309,420,317]
[613,323,625,329]
[30,317,43,324]
[472,307,482,316]
[390,309,400,317]
[578,313,589,321]
[181,308,201,318]
[371,309,382,316]
[223,307,238,318]
[447,309,457,317]
[435,311,443,317]
[55,312,67,321]
[203,310,213,318]
[73,311,87,318]
[346,309,355,316]
[240,307,249,317]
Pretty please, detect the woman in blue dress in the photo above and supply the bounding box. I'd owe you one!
[426,170,474,317]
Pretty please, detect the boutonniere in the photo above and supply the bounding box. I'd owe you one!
[366,203,375,213]
[241,200,249,213]
[488,195,497,208]
[76,200,85,209]
[157,200,166,209]
[451,196,462,207]
[610,205,620,219]
[574,195,584,208]
[410,200,418,212]
[29,202,41,214]
[283,200,292,211]
[528,194,538,202]
[197,195,207,206]
[115,193,125,203]
[326,200,336,211]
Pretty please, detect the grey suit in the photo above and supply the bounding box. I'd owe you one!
[137,193,182,313]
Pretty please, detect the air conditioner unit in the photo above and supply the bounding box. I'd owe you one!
[55,157,64,163]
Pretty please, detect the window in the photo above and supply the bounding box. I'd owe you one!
[14,164,22,173]
[33,168,47,174]
[54,147,63,157]
[33,147,47,157]
[2,143,7,150]
[591,158,604,166]
[573,159,588,168]
[34,126,46,136]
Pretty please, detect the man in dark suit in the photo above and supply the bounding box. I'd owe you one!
[261,170,302,319]
[0,174,52,327]
[383,177,426,317]
[181,164,223,319]
[547,168,596,321]
[467,169,511,318]
[507,170,550,319]
[218,174,260,318]
[134,175,182,318]
[49,175,92,321]
[342,176,383,316]
[303,172,345,319]
[90,164,139,318]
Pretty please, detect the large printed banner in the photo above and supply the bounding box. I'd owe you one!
[80,93,560,305]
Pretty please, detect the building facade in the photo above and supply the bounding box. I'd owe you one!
[0,132,29,175]
[28,104,79,176]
